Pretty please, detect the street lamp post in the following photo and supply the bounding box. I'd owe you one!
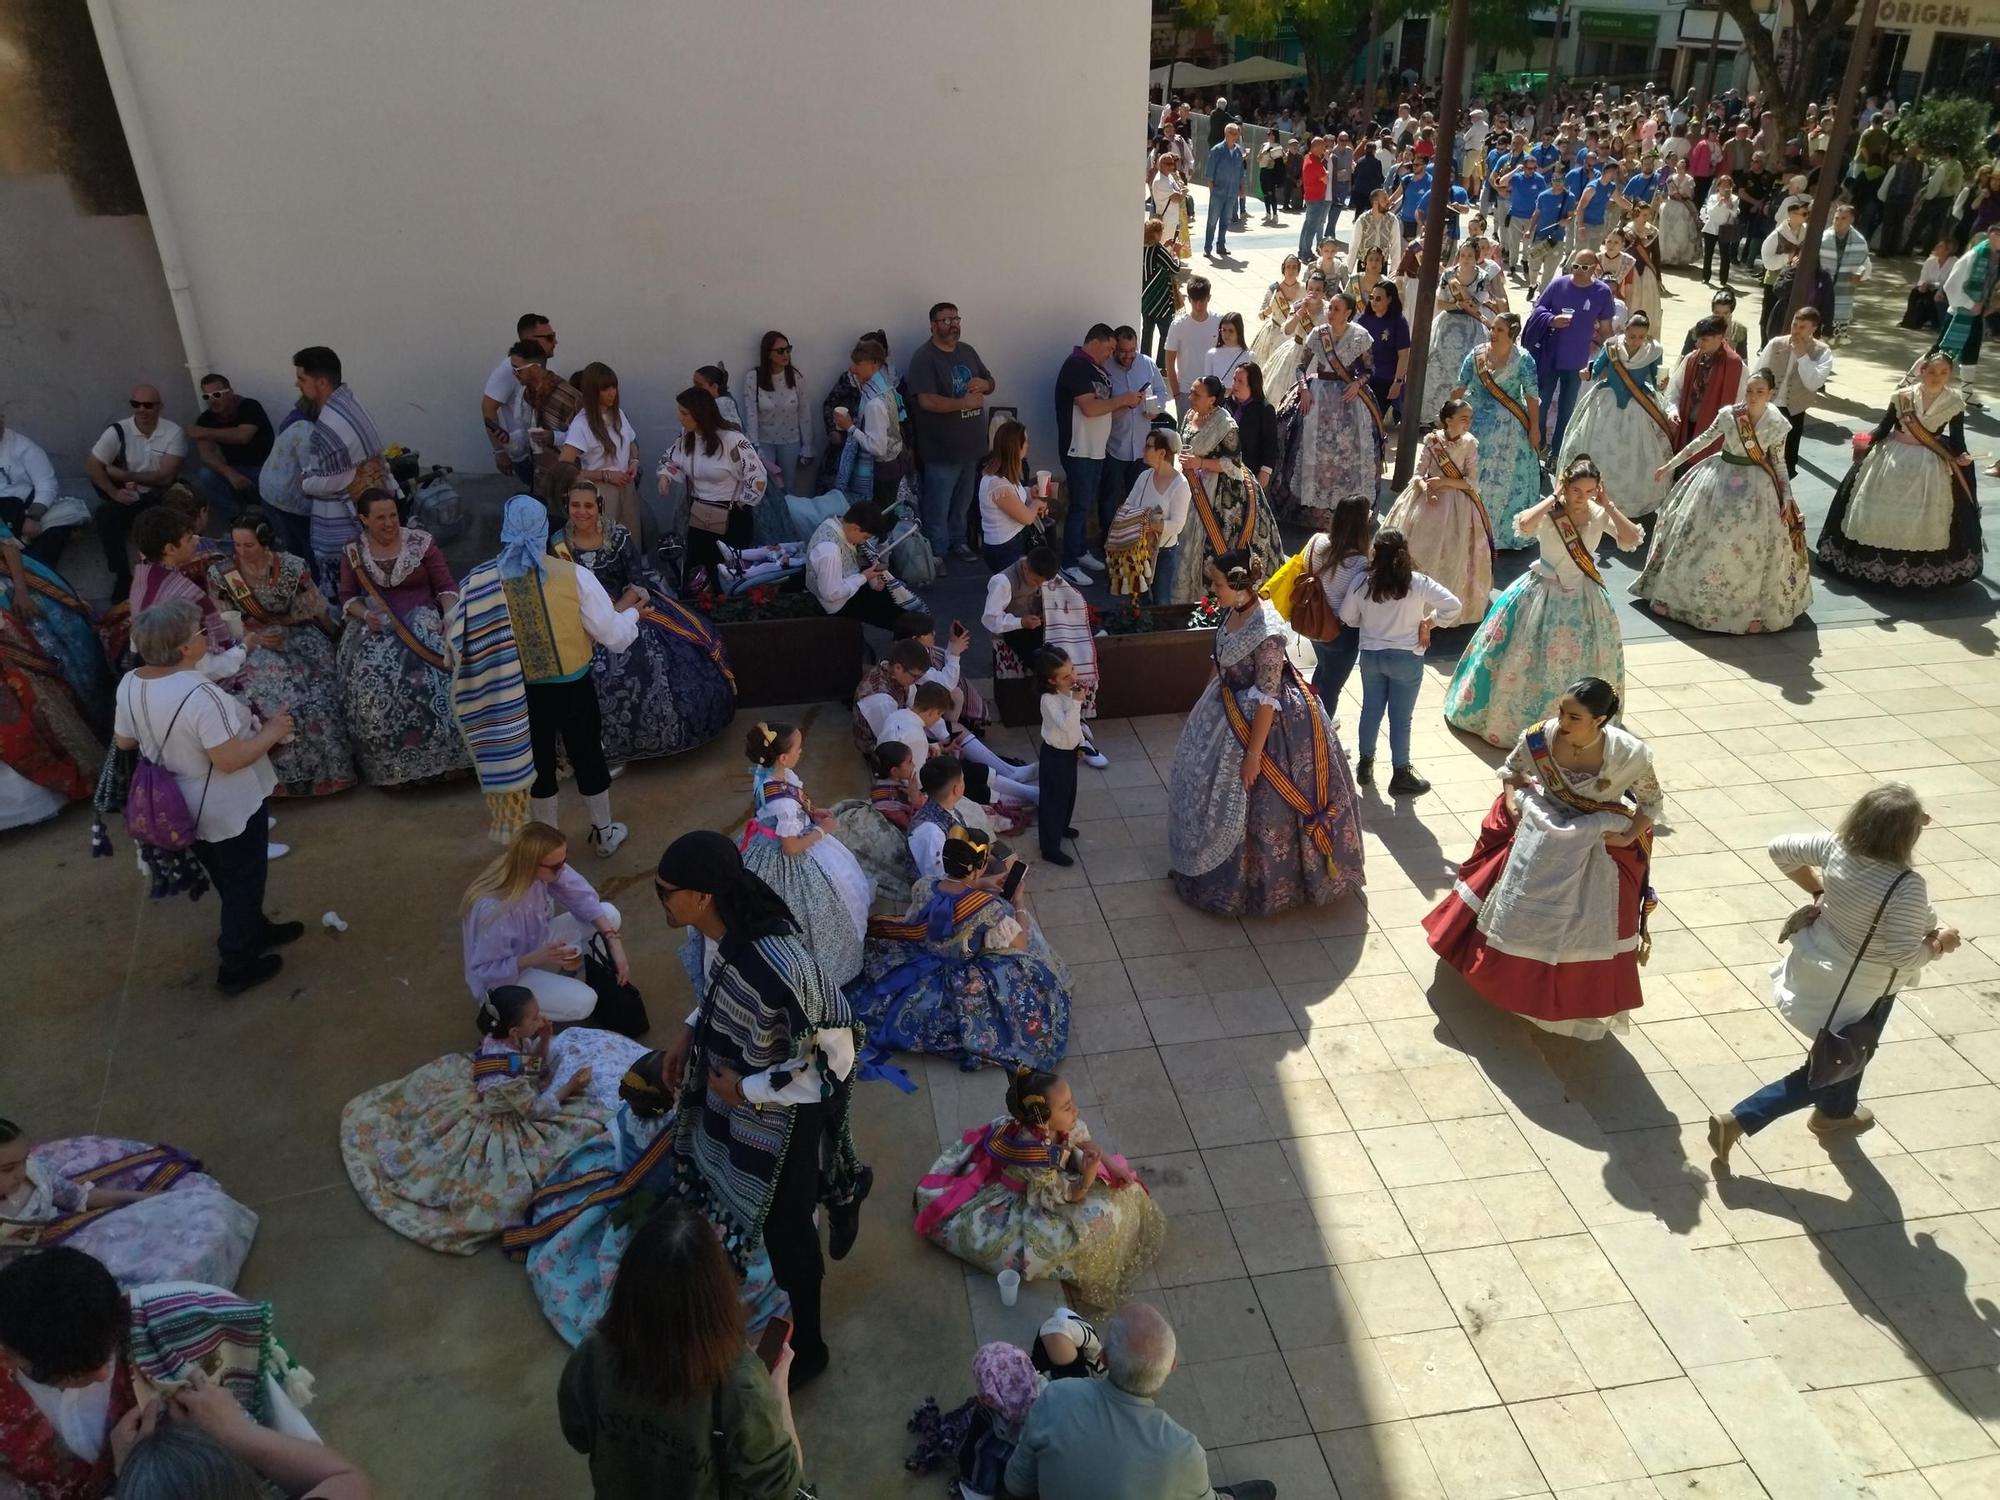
[1394,0,1471,488]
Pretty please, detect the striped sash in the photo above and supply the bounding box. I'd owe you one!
[1312,328,1387,439]
[1730,406,1807,565]
[1893,389,1976,502]
[345,544,449,670]
[0,1144,199,1248]
[1426,433,1494,557]
[471,1050,542,1083]
[501,1121,677,1256]
[1217,650,1345,865]
[1545,502,1605,589]
[1474,354,1534,441]
[868,886,997,942]
[1607,357,1674,444]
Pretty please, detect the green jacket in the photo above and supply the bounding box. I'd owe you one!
[558,1333,802,1500]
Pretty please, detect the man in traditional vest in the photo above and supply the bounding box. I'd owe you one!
[979,544,1060,663]
[449,494,638,848]
[804,499,910,628]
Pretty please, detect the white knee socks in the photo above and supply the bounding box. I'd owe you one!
[530,795,559,829]
[584,789,614,831]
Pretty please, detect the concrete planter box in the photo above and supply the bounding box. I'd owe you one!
[992,606,1212,726]
[716,615,866,708]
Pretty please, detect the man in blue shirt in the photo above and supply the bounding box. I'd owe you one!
[1562,150,1595,252]
[1577,161,1619,250]
[1502,155,1548,284]
[1204,123,1247,257]
[1397,160,1432,239]
[1531,131,1562,171]
[1623,152,1661,210]
[1525,182,1573,290]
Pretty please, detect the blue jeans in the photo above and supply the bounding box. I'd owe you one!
[1540,366,1582,456]
[1731,1000,1895,1132]
[1312,629,1361,718]
[982,533,1027,573]
[194,463,260,528]
[1356,647,1424,766]
[1148,542,1181,604]
[1205,182,1239,253]
[920,461,978,554]
[1059,457,1110,567]
[756,441,801,497]
[1298,200,1329,260]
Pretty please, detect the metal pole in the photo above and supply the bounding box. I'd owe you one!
[1784,0,1878,330]
[1393,0,1470,489]
[1365,1,1381,128]
[1700,6,1725,121]
[1540,2,1563,135]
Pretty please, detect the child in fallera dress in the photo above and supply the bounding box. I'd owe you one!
[912,1067,1165,1313]
[1034,648,1086,867]
[741,719,872,985]
[827,739,926,915]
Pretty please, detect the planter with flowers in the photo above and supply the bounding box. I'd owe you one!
[991,596,1219,727]
[689,584,865,709]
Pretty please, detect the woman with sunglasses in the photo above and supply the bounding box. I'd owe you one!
[741,332,817,546]
[1359,279,1412,420]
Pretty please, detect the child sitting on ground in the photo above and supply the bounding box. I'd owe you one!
[895,608,988,729]
[828,740,926,914]
[912,1066,1165,1313]
[907,755,1020,883]
[881,682,1040,807]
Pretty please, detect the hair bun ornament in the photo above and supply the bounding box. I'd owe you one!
[756,721,775,745]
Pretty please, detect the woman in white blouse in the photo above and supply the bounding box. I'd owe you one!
[1205,312,1252,387]
[975,420,1049,572]
[1711,783,1961,1168]
[742,330,818,544]
[113,598,299,996]
[656,385,768,586]
[557,362,641,536]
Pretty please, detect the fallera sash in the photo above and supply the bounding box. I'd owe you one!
[1892,389,1976,502]
[1217,645,1345,866]
[1730,406,1808,565]
[1312,327,1387,439]
[1474,353,1535,442]
[1426,433,1494,557]
[345,543,450,670]
[501,1120,677,1257]
[1524,722,1658,952]
[1607,356,1674,444]
[867,886,998,943]
[1545,502,1605,589]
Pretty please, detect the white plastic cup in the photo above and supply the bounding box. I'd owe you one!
[996,1268,1021,1307]
[218,608,245,641]
[834,405,851,421]
[1035,469,1052,498]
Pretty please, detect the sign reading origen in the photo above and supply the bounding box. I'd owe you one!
[1877,1,1993,27]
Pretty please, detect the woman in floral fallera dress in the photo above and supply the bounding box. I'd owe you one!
[1165,377,1286,604]
[914,1068,1164,1313]
[549,479,734,764]
[1168,550,1364,916]
[207,511,356,798]
[851,828,1073,1072]
[1445,457,1643,748]
[1293,292,1385,527]
[340,987,637,1254]
[1452,314,1543,548]
[1630,370,1813,634]
[1556,313,1675,518]
[1422,243,1499,428]
[1383,399,1492,619]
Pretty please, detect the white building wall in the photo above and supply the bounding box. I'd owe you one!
[92,0,1145,468]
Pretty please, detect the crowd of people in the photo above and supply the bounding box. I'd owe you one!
[0,69,1988,1500]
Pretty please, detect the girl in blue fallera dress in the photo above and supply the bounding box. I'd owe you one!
[1444,456,1643,748]
[739,720,871,986]
[1453,314,1543,548]
[849,826,1072,1072]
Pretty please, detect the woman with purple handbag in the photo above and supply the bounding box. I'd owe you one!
[110,598,304,996]
[1709,783,1960,1169]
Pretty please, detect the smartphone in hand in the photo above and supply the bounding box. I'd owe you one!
[756,1316,793,1371]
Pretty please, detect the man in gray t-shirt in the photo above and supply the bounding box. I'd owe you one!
[904,300,996,558]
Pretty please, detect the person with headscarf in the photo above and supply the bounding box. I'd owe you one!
[447,495,638,849]
[906,1341,1045,1500]
[651,830,871,1387]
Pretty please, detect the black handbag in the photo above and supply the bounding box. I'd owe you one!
[1804,871,1909,1091]
[582,931,649,1038]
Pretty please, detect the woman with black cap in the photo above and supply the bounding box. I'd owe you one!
[652,829,871,1385]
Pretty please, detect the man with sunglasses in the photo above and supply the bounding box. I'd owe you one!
[83,382,186,601]
[190,373,274,529]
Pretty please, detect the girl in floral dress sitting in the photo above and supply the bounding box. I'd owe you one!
[913,1068,1165,1312]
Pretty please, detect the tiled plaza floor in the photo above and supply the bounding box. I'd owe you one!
[946,611,2000,1500]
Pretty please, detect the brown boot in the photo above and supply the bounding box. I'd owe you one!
[1707,1112,1743,1171]
[1809,1105,1875,1137]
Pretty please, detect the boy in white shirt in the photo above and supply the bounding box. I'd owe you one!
[894,682,1039,806]
[908,754,1019,884]
[1162,278,1222,416]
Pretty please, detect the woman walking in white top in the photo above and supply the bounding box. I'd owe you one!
[1711,783,1960,1168]
[1338,527,1459,797]
[113,599,300,995]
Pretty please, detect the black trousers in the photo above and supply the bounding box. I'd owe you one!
[1002,624,1045,663]
[93,489,164,601]
[1782,407,1807,478]
[685,503,755,582]
[525,675,609,798]
[193,803,269,976]
[764,1099,827,1358]
[1038,742,1079,858]
[836,585,905,629]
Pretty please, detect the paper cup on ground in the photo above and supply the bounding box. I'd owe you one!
[996,1268,1020,1306]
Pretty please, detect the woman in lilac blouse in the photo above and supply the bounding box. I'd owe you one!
[461,821,627,1022]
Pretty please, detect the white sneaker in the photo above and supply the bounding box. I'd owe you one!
[608,763,627,780]
[1083,749,1110,769]
[589,821,628,857]
[1061,566,1093,588]
[265,814,276,831]
[1080,553,1108,573]
[267,842,290,861]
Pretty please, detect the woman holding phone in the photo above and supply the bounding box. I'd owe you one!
[461,820,627,1023]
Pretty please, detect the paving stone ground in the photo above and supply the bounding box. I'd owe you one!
[7,188,2000,1498]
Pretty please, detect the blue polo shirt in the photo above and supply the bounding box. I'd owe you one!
[1486,145,1510,180]
[1531,188,1572,242]
[1401,166,1433,224]
[1565,158,1594,196]
[1507,166,1547,220]
[1622,171,1657,206]
[1531,142,1562,169]
[1582,170,1618,224]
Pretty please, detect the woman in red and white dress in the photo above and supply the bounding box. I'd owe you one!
[1424,677,1664,1038]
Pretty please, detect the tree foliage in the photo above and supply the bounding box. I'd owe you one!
[1715,0,1857,144]
[1178,0,1535,110]
[1899,94,1992,167]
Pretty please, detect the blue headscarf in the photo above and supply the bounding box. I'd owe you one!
[497,494,549,581]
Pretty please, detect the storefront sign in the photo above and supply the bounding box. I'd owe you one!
[1878,0,2000,29]
[1581,8,1665,40]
